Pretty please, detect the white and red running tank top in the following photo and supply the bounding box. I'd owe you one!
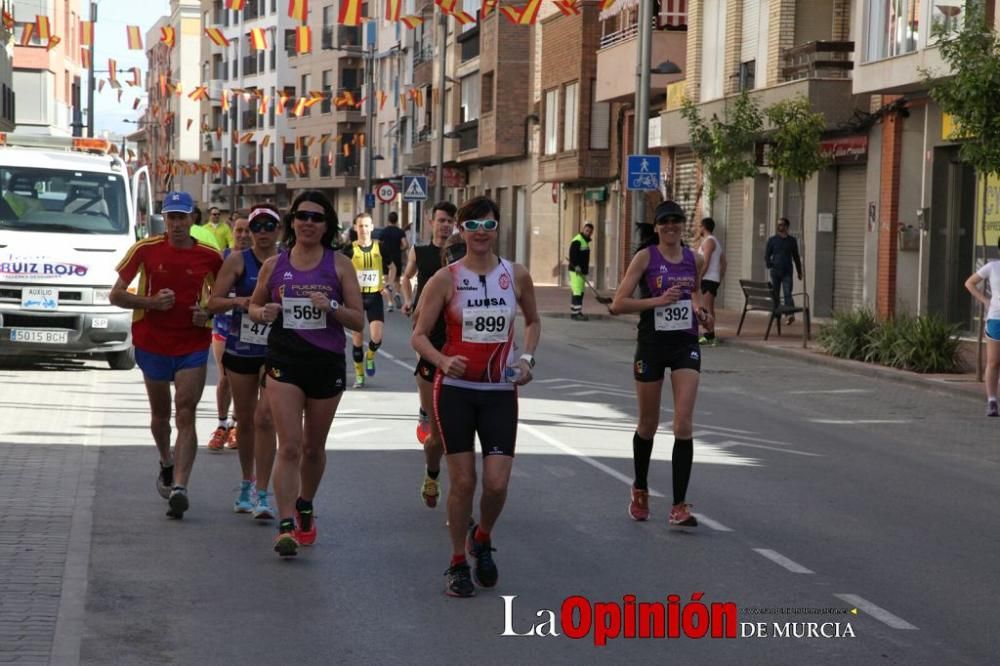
[441,259,517,391]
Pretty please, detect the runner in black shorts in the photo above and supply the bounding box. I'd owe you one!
[345,213,386,388]
[610,200,713,528]
[379,211,409,310]
[400,201,457,507]
[248,191,364,558]
[412,196,541,598]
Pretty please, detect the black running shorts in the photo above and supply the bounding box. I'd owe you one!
[361,293,385,323]
[633,339,701,382]
[383,254,402,277]
[701,280,720,297]
[414,355,437,382]
[265,354,346,400]
[222,353,266,376]
[433,381,517,457]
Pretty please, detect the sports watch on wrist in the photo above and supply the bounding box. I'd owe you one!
[520,354,535,369]
[329,300,340,312]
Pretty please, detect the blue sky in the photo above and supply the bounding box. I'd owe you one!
[89,0,169,138]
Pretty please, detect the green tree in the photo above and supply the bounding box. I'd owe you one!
[680,91,763,224]
[923,2,1000,379]
[764,95,827,347]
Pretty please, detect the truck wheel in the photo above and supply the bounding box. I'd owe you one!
[107,348,136,370]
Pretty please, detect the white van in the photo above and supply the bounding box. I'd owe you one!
[0,133,154,369]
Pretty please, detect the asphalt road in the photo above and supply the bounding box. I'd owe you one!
[1,311,997,664]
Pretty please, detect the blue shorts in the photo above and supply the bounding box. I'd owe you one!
[135,348,210,382]
[987,320,1000,342]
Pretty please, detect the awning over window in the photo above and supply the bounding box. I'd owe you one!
[599,0,639,22]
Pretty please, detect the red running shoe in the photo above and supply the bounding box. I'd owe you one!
[629,486,650,521]
[295,508,317,546]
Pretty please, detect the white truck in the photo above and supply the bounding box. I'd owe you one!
[0,133,154,369]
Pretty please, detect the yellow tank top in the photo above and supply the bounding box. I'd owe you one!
[350,241,384,293]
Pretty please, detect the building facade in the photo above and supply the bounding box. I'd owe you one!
[1,0,14,133]
[10,0,83,136]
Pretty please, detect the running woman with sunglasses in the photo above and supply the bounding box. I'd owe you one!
[401,202,457,507]
[611,200,713,528]
[344,213,387,388]
[208,204,282,518]
[412,196,541,597]
[249,192,364,558]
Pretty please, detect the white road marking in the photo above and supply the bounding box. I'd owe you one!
[331,426,390,439]
[520,423,665,498]
[566,389,632,398]
[810,419,911,425]
[834,594,918,630]
[753,549,815,574]
[379,350,416,372]
[692,513,732,532]
[788,389,872,395]
[715,440,823,457]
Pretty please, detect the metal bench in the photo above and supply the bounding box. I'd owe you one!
[736,279,811,341]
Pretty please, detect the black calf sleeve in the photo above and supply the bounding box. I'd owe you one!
[632,432,654,490]
[672,437,694,505]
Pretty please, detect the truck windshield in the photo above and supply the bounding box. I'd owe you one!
[0,167,129,235]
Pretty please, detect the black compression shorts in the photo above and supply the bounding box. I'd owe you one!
[414,356,437,382]
[265,354,346,399]
[633,339,701,382]
[222,353,266,376]
[433,381,517,457]
[700,280,720,297]
[361,293,385,323]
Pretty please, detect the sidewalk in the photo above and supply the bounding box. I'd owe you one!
[534,285,984,400]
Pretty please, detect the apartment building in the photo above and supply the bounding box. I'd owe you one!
[10,0,83,136]
[656,0,869,317]
[143,2,203,204]
[1,0,14,132]
[852,0,989,328]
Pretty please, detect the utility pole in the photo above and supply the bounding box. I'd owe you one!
[630,0,653,252]
[364,24,375,212]
[86,2,97,137]
[433,9,447,205]
[229,103,238,213]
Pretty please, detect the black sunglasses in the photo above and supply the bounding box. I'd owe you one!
[249,220,279,233]
[294,210,326,223]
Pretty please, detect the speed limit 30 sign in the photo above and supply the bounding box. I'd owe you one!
[375,182,398,203]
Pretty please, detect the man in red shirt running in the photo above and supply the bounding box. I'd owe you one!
[110,191,223,519]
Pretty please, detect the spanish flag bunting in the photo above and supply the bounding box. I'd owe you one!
[340,89,356,107]
[108,60,118,84]
[2,10,13,31]
[174,82,183,96]
[400,15,423,29]
[434,0,457,12]
[80,21,93,46]
[20,23,35,47]
[249,27,267,50]
[483,0,498,16]
[295,26,311,54]
[338,0,362,26]
[205,28,229,47]
[598,0,615,9]
[35,16,50,41]
[261,134,271,147]
[129,67,142,87]
[46,35,61,51]
[357,133,365,148]
[517,0,542,24]
[555,0,580,16]
[159,74,168,97]
[240,132,255,144]
[343,143,350,157]
[377,90,387,111]
[259,96,269,116]
[398,93,407,109]
[117,90,123,103]
[188,86,209,101]
[186,118,194,130]
[127,148,135,161]
[305,135,317,147]
[132,98,141,110]
[293,97,307,116]
[277,94,288,114]
[216,127,224,140]
[97,79,105,93]
[289,0,308,22]
[270,165,281,178]
[226,0,246,9]
[499,5,520,23]
[225,166,234,178]
[241,167,251,180]
[451,10,475,25]
[295,136,302,151]
[80,48,91,69]
[320,133,331,144]
[161,27,175,48]
[386,0,402,21]
[126,25,143,50]
[311,156,320,169]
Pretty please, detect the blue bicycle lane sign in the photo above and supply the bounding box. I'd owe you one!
[627,154,661,191]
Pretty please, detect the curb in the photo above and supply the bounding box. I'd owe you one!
[721,336,982,402]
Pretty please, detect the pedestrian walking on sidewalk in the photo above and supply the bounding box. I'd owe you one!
[610,200,712,528]
[109,191,224,520]
[249,191,364,558]
[764,218,803,325]
[696,217,725,346]
[568,223,594,321]
[965,252,1000,416]
[412,195,541,598]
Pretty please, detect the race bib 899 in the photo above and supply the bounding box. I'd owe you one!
[462,307,511,343]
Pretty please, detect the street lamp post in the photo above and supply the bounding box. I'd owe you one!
[87,2,97,137]
[434,9,447,205]
[364,35,376,212]
[631,0,653,254]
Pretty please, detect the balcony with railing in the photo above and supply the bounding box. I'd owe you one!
[456,120,479,153]
[411,127,433,167]
[781,41,854,81]
[338,26,361,49]
[334,88,364,123]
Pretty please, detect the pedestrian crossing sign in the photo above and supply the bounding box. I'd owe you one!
[402,175,428,202]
